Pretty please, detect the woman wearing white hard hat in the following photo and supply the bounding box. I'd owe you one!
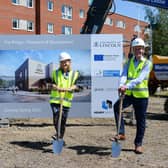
[111,38,152,154]
[49,51,79,144]
[59,52,72,61]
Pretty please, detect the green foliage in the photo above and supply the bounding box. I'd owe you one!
[145,8,168,56]
[0,78,15,88]
[0,78,3,86]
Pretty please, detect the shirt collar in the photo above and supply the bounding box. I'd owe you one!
[134,56,145,62]
[60,68,70,73]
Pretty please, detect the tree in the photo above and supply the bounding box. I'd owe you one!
[0,78,3,86]
[145,8,168,56]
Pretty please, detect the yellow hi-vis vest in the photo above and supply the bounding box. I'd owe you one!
[125,58,151,98]
[49,69,79,107]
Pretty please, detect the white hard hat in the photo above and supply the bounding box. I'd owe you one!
[59,52,71,62]
[132,38,145,47]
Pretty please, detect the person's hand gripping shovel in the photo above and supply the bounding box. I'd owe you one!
[111,93,124,157]
[52,90,65,155]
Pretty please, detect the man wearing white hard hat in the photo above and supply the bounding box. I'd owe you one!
[110,38,152,154]
[49,52,79,143]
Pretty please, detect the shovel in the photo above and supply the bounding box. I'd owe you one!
[111,94,124,157]
[53,93,64,154]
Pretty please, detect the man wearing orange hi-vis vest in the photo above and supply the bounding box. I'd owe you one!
[49,52,79,143]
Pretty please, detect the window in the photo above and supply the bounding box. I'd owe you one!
[12,0,19,4]
[27,21,34,31]
[25,69,27,78]
[48,23,54,33]
[19,72,23,78]
[62,26,72,35]
[27,0,33,7]
[12,18,34,31]
[79,9,85,18]
[62,5,72,20]
[134,25,141,33]
[48,1,53,11]
[116,20,126,29]
[19,19,27,30]
[12,18,19,29]
[12,0,33,7]
[104,17,113,26]
[19,0,27,6]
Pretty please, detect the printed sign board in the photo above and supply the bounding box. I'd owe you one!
[91,34,123,118]
[154,64,168,80]
[126,0,168,9]
[0,34,122,118]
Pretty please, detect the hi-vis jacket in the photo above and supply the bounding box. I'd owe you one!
[125,57,152,98]
[50,69,79,107]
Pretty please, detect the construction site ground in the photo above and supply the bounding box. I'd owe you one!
[0,94,168,168]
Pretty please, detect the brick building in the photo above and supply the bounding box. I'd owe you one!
[0,0,148,56]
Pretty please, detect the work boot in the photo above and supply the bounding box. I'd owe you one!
[135,146,143,154]
[109,134,126,141]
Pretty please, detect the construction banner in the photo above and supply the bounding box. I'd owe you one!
[91,34,123,118]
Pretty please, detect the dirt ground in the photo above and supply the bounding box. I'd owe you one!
[0,96,168,168]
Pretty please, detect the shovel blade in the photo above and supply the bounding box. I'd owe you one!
[52,139,64,154]
[111,141,121,157]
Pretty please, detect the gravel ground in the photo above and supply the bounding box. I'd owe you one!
[0,96,168,168]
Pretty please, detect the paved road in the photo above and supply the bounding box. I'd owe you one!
[0,90,91,103]
[0,91,49,103]
[0,90,91,118]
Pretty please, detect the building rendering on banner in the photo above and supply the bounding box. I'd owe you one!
[15,58,57,90]
[0,0,148,57]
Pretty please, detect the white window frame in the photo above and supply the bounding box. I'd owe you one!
[48,1,53,11]
[12,18,34,31]
[62,26,72,35]
[134,25,142,33]
[104,17,113,26]
[116,20,126,29]
[62,5,72,20]
[12,0,33,7]
[47,23,54,33]
[79,9,85,18]
[19,0,27,6]
[19,19,27,30]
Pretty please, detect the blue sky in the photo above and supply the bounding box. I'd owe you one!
[0,50,90,77]
[115,0,156,22]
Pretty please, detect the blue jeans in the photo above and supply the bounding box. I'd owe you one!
[113,95,148,146]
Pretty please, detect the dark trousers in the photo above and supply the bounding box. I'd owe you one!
[113,95,148,146]
[50,103,69,139]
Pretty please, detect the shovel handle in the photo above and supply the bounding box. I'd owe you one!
[117,93,124,136]
[57,89,71,139]
[57,92,65,139]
